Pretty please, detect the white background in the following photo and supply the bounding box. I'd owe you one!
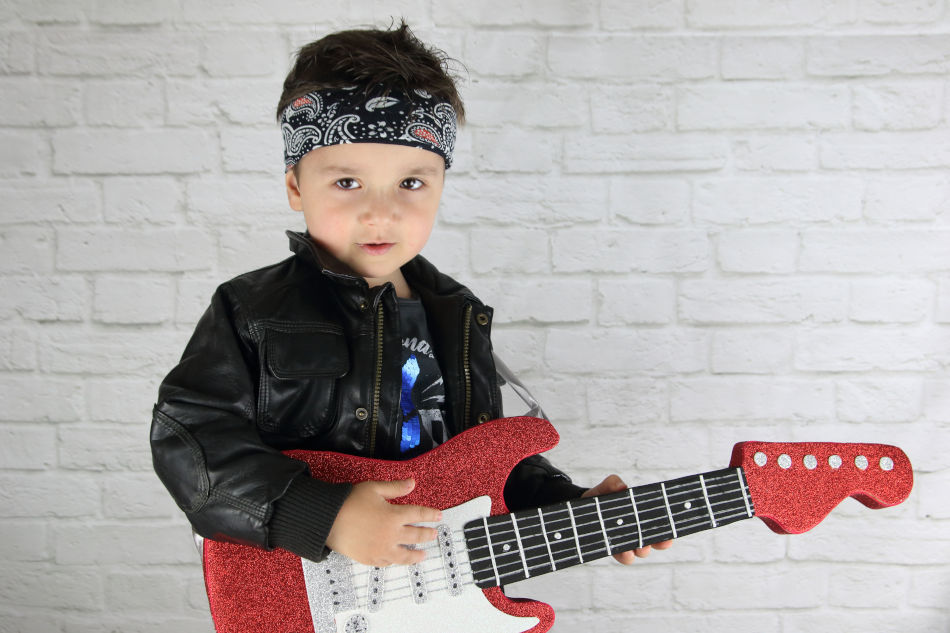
[1,1,948,631]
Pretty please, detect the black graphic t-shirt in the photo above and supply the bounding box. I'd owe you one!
[396,297,447,458]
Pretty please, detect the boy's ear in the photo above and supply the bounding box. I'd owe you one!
[284,169,303,212]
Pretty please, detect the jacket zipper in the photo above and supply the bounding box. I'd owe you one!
[368,302,384,457]
[461,303,473,429]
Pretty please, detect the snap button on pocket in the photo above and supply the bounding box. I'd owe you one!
[355,407,369,420]
[477,412,491,424]
[476,313,490,326]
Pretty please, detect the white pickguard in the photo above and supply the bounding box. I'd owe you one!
[301,496,539,633]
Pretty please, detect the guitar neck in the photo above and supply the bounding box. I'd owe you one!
[464,467,755,588]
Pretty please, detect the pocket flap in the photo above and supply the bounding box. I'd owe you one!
[265,328,349,379]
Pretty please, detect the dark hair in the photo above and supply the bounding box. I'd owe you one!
[276,20,466,126]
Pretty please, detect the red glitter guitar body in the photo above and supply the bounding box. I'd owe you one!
[201,417,912,633]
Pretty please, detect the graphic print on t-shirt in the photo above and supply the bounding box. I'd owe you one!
[397,299,446,456]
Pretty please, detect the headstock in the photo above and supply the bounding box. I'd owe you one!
[730,441,913,534]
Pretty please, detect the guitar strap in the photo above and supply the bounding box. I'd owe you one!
[493,353,548,421]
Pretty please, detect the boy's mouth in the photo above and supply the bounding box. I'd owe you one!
[359,242,395,255]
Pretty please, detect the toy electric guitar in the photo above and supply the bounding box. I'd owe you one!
[201,416,913,633]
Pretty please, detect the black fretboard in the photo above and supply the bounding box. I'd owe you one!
[463,467,754,588]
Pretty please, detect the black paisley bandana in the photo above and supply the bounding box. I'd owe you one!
[280,87,458,171]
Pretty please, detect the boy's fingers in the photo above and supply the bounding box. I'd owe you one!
[401,524,439,545]
[376,478,416,499]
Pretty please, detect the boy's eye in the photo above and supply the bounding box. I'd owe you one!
[335,178,360,190]
[401,178,424,190]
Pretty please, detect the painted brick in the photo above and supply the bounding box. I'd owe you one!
[0,565,102,610]
[93,275,174,324]
[548,35,717,81]
[217,227,296,279]
[863,175,949,221]
[419,227,469,277]
[678,84,849,131]
[711,329,794,374]
[101,473,179,519]
[939,279,950,324]
[590,85,673,133]
[7,0,85,24]
[694,177,862,224]
[545,327,707,375]
[56,228,214,272]
[470,228,549,274]
[103,176,183,225]
[674,564,825,609]
[0,232,47,281]
[733,135,818,171]
[489,327,546,375]
[670,378,834,422]
[473,129,559,173]
[711,519,787,562]
[466,83,586,129]
[0,129,43,176]
[441,175,608,226]
[596,278,675,325]
[800,229,950,273]
[836,378,923,423]
[105,570,184,613]
[910,567,950,607]
[199,30,285,78]
[0,31,35,74]
[521,377,587,423]
[0,276,88,322]
[721,37,805,79]
[553,229,709,273]
[787,519,949,564]
[820,130,950,169]
[808,35,950,76]
[923,379,950,423]
[586,377,669,426]
[185,175,285,220]
[37,31,201,77]
[86,378,159,423]
[222,127,287,174]
[83,79,164,127]
[0,179,99,224]
[554,420,710,472]
[90,0,176,25]
[564,133,728,173]
[508,566,594,611]
[795,327,949,372]
[462,32,545,79]
[0,425,56,470]
[853,81,944,131]
[0,78,81,126]
[609,178,689,224]
[860,0,943,23]
[181,0,334,24]
[679,279,847,324]
[0,374,83,422]
[54,522,196,565]
[475,278,592,324]
[58,425,155,472]
[593,565,674,611]
[917,470,950,520]
[849,279,932,323]
[433,0,595,27]
[53,129,216,175]
[0,521,49,561]
[168,78,279,126]
[0,328,37,370]
[687,0,827,27]
[0,474,99,518]
[61,615,215,633]
[599,0,683,30]
[175,276,219,326]
[717,230,798,273]
[39,330,184,376]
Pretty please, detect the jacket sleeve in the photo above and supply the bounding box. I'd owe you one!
[150,283,350,561]
[493,354,587,511]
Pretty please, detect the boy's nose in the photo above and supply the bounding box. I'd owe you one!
[360,195,397,225]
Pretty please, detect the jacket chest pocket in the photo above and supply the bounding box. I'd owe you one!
[258,325,350,437]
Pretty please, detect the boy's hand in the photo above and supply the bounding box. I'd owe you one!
[326,478,441,567]
[582,474,673,565]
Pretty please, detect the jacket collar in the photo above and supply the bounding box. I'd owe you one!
[285,230,479,302]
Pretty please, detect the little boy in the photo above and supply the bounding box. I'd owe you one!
[151,21,667,572]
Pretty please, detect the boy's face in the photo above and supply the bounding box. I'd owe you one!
[285,143,445,297]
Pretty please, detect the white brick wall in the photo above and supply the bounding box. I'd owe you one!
[1,2,947,631]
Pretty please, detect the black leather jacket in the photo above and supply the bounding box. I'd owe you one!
[151,231,583,561]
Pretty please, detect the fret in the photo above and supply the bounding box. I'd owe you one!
[594,497,611,555]
[534,505,581,571]
[537,508,556,572]
[699,474,716,528]
[481,517,500,587]
[660,482,677,539]
[565,500,584,564]
[737,468,753,517]
[510,514,530,579]
[628,488,643,548]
